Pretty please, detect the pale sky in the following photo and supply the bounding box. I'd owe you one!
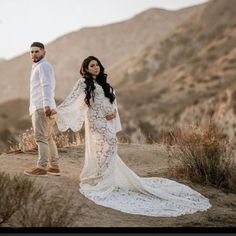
[0,0,208,60]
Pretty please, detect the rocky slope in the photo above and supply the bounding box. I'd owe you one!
[112,0,236,143]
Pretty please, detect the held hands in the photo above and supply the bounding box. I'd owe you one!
[44,106,57,119]
[105,111,116,121]
[44,106,51,117]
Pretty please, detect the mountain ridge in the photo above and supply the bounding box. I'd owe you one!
[0,5,201,104]
[113,0,236,143]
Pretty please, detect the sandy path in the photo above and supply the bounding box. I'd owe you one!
[0,144,235,227]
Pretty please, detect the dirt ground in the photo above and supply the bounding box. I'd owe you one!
[0,143,235,228]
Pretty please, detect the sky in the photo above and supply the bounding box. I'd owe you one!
[0,0,208,60]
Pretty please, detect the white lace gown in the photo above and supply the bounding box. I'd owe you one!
[56,78,211,217]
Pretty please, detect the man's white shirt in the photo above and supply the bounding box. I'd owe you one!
[29,58,56,115]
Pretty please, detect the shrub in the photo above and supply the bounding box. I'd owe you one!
[0,172,43,225]
[165,123,236,193]
[0,171,81,227]
[207,53,217,61]
[210,75,221,81]
[18,128,37,152]
[14,191,80,227]
[228,58,236,64]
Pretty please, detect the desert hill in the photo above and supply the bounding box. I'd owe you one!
[2,0,236,149]
[0,6,199,103]
[0,5,201,151]
[111,0,236,143]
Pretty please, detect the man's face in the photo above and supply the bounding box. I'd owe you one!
[30,46,45,63]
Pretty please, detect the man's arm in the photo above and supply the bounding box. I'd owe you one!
[39,63,55,117]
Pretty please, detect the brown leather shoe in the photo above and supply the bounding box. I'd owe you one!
[47,167,61,176]
[24,167,47,176]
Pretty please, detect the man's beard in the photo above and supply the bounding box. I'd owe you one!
[33,55,44,63]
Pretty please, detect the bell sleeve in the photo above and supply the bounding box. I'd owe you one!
[56,78,88,132]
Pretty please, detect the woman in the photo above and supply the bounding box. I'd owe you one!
[56,56,211,217]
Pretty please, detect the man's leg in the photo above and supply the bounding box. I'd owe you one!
[47,117,60,175]
[24,109,49,176]
[34,109,51,169]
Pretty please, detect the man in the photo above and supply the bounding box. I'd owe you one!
[24,42,60,176]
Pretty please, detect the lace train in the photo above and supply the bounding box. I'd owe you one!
[56,78,211,217]
[80,154,211,217]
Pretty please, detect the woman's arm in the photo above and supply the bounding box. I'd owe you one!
[57,78,86,109]
[56,78,87,132]
[111,94,122,133]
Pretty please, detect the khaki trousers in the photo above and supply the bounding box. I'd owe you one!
[32,109,59,169]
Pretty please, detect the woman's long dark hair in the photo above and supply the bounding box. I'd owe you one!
[80,56,115,107]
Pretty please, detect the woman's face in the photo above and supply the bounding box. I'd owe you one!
[87,60,100,77]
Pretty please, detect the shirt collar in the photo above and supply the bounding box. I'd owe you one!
[32,58,47,69]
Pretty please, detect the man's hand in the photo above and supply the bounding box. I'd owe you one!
[44,106,57,119]
[105,111,116,121]
[50,109,57,119]
[44,106,51,117]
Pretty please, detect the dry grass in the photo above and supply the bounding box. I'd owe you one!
[9,125,155,153]
[164,122,236,193]
[18,128,37,152]
[8,128,83,153]
[0,171,43,225]
[0,171,81,227]
[14,191,81,227]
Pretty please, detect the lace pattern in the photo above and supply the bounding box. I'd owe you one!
[56,79,88,132]
[56,79,211,217]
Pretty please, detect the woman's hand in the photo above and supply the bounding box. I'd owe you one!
[105,111,116,120]
[44,106,57,119]
[50,109,57,119]
[44,106,51,117]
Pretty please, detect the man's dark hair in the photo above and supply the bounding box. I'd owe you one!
[30,42,45,49]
